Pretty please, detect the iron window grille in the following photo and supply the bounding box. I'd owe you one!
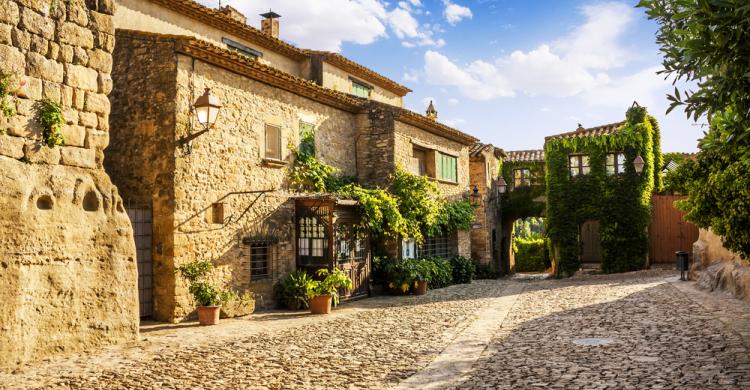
[336,224,368,264]
[249,242,271,280]
[297,206,330,266]
[606,152,626,175]
[569,154,590,177]
[419,231,458,259]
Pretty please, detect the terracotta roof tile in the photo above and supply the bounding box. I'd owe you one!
[504,150,545,162]
[395,108,479,146]
[545,121,625,141]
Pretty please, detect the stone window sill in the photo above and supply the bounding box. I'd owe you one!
[436,179,459,186]
[262,158,288,168]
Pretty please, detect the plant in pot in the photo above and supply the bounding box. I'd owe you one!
[307,268,353,315]
[177,260,236,326]
[386,258,433,295]
[275,270,315,310]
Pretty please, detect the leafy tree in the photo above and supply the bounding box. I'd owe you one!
[639,0,750,258]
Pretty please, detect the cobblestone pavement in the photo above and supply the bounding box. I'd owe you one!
[2,270,750,390]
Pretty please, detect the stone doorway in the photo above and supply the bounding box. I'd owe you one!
[127,206,154,318]
[580,220,602,263]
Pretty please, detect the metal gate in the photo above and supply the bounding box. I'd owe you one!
[649,195,699,263]
[127,206,153,318]
[580,220,602,263]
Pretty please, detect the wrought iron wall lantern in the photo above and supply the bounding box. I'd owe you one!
[180,88,222,151]
[633,154,645,175]
[469,185,481,207]
[497,177,507,195]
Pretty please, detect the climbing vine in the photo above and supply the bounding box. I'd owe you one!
[0,71,18,118]
[499,159,546,222]
[545,105,658,276]
[289,129,473,241]
[36,99,65,147]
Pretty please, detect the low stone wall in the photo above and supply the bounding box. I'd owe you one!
[0,0,137,371]
[692,228,750,301]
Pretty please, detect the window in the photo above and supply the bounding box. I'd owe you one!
[297,203,330,266]
[265,124,281,160]
[513,168,531,188]
[250,242,270,280]
[606,152,626,175]
[299,122,315,156]
[569,154,590,177]
[222,38,263,59]
[437,152,458,182]
[351,80,371,98]
[412,147,427,176]
[402,238,417,259]
[419,231,457,259]
[211,203,224,224]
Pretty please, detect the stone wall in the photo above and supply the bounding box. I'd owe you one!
[113,0,303,77]
[321,62,403,107]
[0,0,137,371]
[469,150,499,265]
[692,228,750,301]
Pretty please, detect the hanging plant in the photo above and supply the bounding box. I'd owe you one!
[36,99,65,147]
[0,71,19,118]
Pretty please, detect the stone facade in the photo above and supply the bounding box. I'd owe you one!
[108,31,364,321]
[0,0,137,371]
[321,62,403,107]
[469,145,500,266]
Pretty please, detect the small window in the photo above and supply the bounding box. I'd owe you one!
[412,147,427,176]
[513,168,531,189]
[250,242,270,280]
[211,203,225,224]
[437,152,458,182]
[402,238,417,259]
[569,154,590,177]
[265,124,281,160]
[606,152,626,175]
[222,38,263,59]
[419,231,457,259]
[351,80,371,98]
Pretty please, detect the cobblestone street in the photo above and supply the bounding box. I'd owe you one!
[2,270,749,389]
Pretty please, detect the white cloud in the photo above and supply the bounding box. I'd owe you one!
[422,2,652,102]
[199,0,445,51]
[443,1,473,25]
[448,98,460,105]
[403,70,419,83]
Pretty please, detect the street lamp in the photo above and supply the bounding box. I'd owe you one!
[497,176,507,194]
[193,88,222,130]
[470,185,481,207]
[633,154,645,175]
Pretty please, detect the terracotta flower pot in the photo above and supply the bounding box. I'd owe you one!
[309,294,332,314]
[413,280,428,295]
[197,306,221,326]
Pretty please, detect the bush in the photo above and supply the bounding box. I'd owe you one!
[176,260,236,307]
[474,262,499,279]
[450,256,475,284]
[514,237,548,272]
[422,257,453,289]
[275,270,314,309]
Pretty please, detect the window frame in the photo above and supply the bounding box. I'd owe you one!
[264,123,282,161]
[606,152,626,175]
[249,242,271,280]
[419,231,458,259]
[412,146,428,176]
[222,38,263,59]
[513,168,531,189]
[350,78,372,99]
[569,154,590,177]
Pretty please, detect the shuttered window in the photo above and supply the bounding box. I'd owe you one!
[265,124,281,160]
[351,80,371,98]
[437,152,457,182]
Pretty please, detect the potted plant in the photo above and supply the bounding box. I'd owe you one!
[308,268,353,314]
[275,270,315,310]
[386,258,434,295]
[176,260,236,326]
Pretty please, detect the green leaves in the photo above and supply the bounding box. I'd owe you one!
[0,71,18,119]
[37,99,65,147]
[176,260,236,307]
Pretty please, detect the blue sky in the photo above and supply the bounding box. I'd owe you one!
[198,0,703,152]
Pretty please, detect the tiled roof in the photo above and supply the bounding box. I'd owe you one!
[504,150,545,162]
[469,143,491,157]
[545,121,625,141]
[395,108,479,146]
[144,0,308,60]
[306,51,412,96]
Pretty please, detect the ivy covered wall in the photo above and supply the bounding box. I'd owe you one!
[544,106,660,276]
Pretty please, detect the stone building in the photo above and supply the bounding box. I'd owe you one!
[0,0,137,370]
[106,0,482,322]
[468,143,504,268]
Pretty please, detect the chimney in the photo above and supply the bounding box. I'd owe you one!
[426,100,438,120]
[260,9,281,39]
[218,6,247,24]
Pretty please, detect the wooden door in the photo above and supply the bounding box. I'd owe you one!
[335,208,370,299]
[649,195,699,263]
[580,220,602,263]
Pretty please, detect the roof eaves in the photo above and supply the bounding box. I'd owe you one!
[396,109,479,146]
[307,50,412,96]
[544,121,625,141]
